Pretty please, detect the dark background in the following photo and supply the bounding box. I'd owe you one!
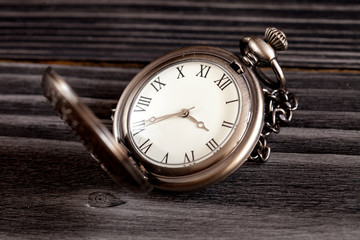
[1,0,359,239]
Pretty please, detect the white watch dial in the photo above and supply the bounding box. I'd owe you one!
[128,60,241,168]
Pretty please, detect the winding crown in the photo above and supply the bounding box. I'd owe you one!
[264,27,288,51]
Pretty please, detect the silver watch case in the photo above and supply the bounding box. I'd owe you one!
[113,46,264,191]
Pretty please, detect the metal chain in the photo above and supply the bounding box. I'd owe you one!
[249,88,298,162]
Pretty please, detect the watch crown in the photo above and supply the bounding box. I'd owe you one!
[264,27,288,51]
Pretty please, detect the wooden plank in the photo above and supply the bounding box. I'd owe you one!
[1,112,359,155]
[2,110,360,145]
[1,62,359,152]
[292,111,360,130]
[0,94,117,119]
[0,0,359,69]
[1,63,359,115]
[1,64,360,95]
[2,87,360,115]
[0,62,359,240]
[1,1,360,239]
[1,136,359,239]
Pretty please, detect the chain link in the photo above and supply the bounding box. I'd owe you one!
[240,27,297,163]
[249,88,298,163]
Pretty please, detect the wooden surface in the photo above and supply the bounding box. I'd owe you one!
[1,1,359,239]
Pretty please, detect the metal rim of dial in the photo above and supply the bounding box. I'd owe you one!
[113,46,264,191]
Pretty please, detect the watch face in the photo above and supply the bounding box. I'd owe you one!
[114,46,264,189]
[128,59,241,169]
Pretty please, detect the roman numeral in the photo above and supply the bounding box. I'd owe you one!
[196,64,211,78]
[132,120,145,136]
[161,152,169,163]
[226,99,239,104]
[206,138,219,151]
[138,138,152,154]
[176,65,185,79]
[134,96,152,112]
[184,150,195,163]
[214,73,232,90]
[222,121,234,129]
[150,77,166,92]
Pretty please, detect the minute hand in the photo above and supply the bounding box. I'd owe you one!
[147,107,195,126]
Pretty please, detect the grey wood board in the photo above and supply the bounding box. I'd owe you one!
[0,61,359,239]
[1,136,359,239]
[1,0,360,239]
[0,0,359,69]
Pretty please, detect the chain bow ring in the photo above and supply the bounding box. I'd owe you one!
[240,27,298,162]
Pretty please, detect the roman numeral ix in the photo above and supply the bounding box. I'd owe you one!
[150,77,166,92]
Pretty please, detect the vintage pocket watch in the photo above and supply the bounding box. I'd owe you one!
[42,27,297,192]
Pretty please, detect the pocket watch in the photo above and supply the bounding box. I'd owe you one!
[42,27,298,192]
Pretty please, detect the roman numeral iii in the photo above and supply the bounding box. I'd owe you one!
[226,99,239,104]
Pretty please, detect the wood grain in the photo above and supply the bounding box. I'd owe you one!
[1,1,360,239]
[0,0,360,69]
[1,60,359,239]
[1,136,359,239]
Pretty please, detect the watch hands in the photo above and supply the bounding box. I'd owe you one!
[146,106,209,131]
[186,114,210,131]
[146,107,195,126]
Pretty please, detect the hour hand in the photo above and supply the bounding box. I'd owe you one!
[186,114,209,131]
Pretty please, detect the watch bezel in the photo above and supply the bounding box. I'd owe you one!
[113,46,264,191]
